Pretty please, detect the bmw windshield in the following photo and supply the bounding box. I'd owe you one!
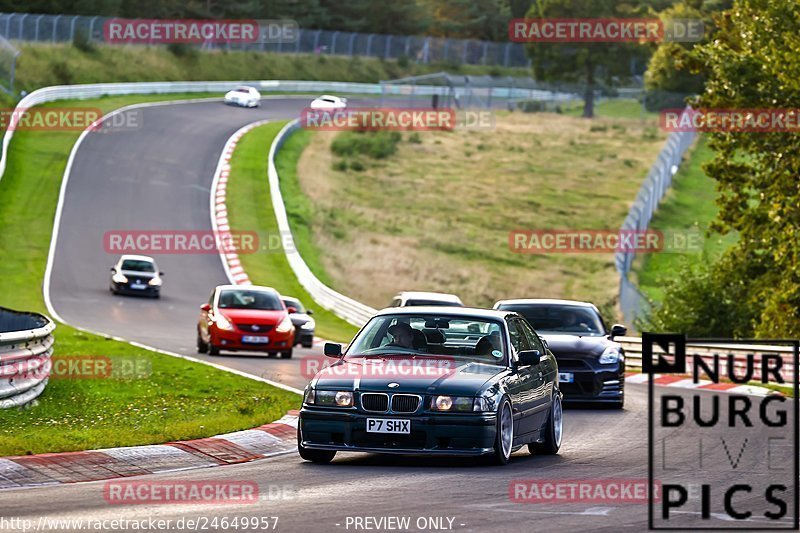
[345,314,507,365]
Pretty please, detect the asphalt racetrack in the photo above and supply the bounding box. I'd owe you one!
[27,97,796,532]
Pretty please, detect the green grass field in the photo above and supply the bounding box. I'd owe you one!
[224,122,359,343]
[15,42,530,95]
[0,94,300,456]
[632,137,737,302]
[562,98,659,121]
[292,101,668,318]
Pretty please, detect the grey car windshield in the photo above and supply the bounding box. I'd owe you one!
[346,314,506,364]
[120,259,155,272]
[499,304,605,336]
[282,299,306,313]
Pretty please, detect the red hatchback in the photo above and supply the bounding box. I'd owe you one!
[197,285,296,358]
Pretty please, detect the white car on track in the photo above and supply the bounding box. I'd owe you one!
[309,94,348,110]
[224,86,261,108]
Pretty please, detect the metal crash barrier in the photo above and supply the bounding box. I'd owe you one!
[0,307,55,408]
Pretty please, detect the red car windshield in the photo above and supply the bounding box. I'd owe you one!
[218,290,282,311]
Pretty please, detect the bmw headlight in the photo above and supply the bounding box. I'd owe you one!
[599,346,622,364]
[300,319,315,330]
[276,315,294,333]
[112,273,128,283]
[310,390,353,407]
[303,387,315,405]
[215,314,235,331]
[473,397,495,412]
[431,395,473,412]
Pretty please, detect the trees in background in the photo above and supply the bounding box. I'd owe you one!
[525,0,652,118]
[643,0,800,338]
[644,0,732,109]
[0,0,513,40]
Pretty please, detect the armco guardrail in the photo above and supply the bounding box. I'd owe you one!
[617,336,796,381]
[268,120,378,327]
[0,307,55,408]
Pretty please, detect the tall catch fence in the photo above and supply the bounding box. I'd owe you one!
[615,106,697,326]
[0,12,531,68]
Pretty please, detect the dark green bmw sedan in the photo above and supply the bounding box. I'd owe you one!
[298,307,563,465]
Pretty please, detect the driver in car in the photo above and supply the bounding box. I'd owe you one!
[387,322,415,349]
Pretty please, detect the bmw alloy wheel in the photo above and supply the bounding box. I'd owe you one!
[500,402,513,459]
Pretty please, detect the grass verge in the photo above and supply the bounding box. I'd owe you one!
[632,137,737,302]
[0,94,300,456]
[225,122,359,343]
[17,42,530,94]
[292,101,667,318]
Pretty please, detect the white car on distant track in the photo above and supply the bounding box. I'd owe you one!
[309,94,348,110]
[224,86,261,108]
[388,291,465,308]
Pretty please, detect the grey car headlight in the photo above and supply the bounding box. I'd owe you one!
[599,346,622,364]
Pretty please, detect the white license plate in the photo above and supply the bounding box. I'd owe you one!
[366,418,410,434]
[130,283,146,290]
[558,372,574,383]
[242,335,270,344]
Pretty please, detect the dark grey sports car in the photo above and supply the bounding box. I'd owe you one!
[298,307,563,465]
[494,299,627,408]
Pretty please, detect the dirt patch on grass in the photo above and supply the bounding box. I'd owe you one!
[296,110,666,317]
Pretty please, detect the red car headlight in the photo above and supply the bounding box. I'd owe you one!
[214,314,235,331]
[275,315,294,333]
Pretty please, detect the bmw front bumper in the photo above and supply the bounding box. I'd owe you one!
[299,408,497,456]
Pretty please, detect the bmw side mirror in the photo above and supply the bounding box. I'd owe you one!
[518,349,541,366]
[200,303,211,312]
[159,271,164,276]
[307,309,314,315]
[110,267,116,273]
[609,324,627,339]
[324,342,342,358]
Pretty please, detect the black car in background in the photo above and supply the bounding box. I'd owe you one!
[281,296,315,348]
[493,299,627,408]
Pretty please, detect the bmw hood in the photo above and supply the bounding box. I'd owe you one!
[313,357,506,395]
